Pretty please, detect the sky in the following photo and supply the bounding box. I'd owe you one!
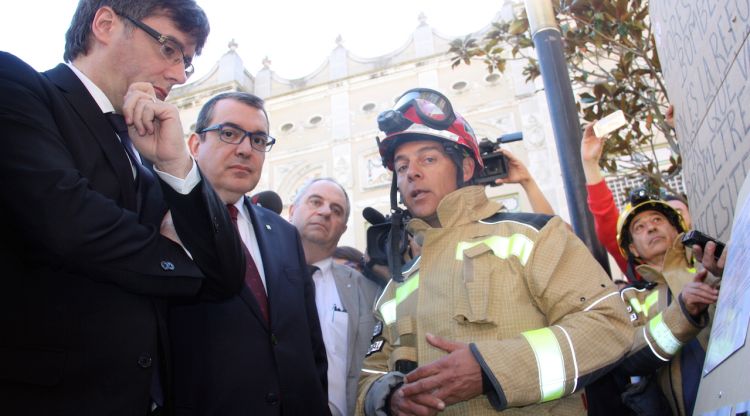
[1,1,504,81]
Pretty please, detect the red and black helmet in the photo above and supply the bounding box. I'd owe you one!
[376,88,483,177]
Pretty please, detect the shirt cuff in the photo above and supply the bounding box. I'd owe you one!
[153,158,200,195]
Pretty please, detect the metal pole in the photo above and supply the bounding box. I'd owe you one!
[525,0,611,274]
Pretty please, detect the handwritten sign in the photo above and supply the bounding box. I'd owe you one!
[651,0,750,242]
[650,1,750,412]
[702,199,750,373]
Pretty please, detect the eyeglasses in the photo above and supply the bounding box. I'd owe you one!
[119,13,195,78]
[200,124,276,152]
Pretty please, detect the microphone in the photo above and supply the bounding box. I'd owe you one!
[251,190,283,214]
[363,207,386,225]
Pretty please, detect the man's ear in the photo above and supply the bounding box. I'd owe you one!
[288,204,296,221]
[187,133,201,158]
[628,242,640,259]
[462,157,475,182]
[90,6,119,46]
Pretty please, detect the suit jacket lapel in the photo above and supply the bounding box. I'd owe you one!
[332,264,359,368]
[44,64,138,211]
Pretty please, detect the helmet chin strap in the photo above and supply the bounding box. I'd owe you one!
[443,143,468,188]
[626,251,640,281]
[388,173,405,283]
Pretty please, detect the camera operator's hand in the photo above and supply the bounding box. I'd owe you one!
[493,148,531,186]
[493,149,554,216]
[665,104,676,130]
[362,252,392,287]
[581,123,605,185]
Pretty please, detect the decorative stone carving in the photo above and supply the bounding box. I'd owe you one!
[362,152,390,190]
[333,156,351,187]
[522,114,545,147]
[275,160,324,204]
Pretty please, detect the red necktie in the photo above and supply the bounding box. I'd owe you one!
[227,204,270,323]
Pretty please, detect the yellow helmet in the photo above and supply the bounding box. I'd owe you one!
[616,188,687,259]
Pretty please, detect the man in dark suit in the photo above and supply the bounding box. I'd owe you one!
[289,178,381,416]
[0,1,245,415]
[169,92,329,415]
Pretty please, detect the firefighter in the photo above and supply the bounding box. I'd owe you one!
[357,88,633,415]
[614,190,719,416]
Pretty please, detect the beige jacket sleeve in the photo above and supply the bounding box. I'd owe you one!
[619,284,707,375]
[472,218,633,409]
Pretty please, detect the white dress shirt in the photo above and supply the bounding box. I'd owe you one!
[311,257,348,416]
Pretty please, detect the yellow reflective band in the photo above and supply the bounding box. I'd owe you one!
[522,328,566,402]
[455,234,534,266]
[648,312,682,355]
[396,273,420,305]
[687,267,697,274]
[379,299,397,326]
[379,274,420,327]
[361,368,388,375]
[629,298,643,314]
[643,291,659,318]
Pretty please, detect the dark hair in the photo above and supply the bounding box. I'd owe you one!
[663,192,689,207]
[194,92,269,135]
[64,0,210,62]
[333,246,365,272]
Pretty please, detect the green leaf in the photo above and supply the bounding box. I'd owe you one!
[579,92,596,103]
[508,18,529,36]
[448,0,677,184]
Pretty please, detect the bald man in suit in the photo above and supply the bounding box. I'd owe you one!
[289,178,381,416]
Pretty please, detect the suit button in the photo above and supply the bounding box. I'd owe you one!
[160,261,175,271]
[271,333,278,345]
[137,354,153,368]
[265,392,279,404]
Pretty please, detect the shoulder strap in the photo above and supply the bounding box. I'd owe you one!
[480,211,553,231]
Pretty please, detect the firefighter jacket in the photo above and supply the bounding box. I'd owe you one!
[357,186,633,415]
[619,234,716,416]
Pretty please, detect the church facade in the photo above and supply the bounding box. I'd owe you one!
[168,5,577,251]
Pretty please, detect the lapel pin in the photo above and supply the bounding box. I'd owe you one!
[265,224,272,230]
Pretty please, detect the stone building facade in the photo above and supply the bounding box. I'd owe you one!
[167,4,571,251]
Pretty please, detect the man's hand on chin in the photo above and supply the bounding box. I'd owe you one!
[122,82,191,178]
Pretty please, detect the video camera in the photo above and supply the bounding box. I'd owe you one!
[363,207,411,269]
[474,131,523,187]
